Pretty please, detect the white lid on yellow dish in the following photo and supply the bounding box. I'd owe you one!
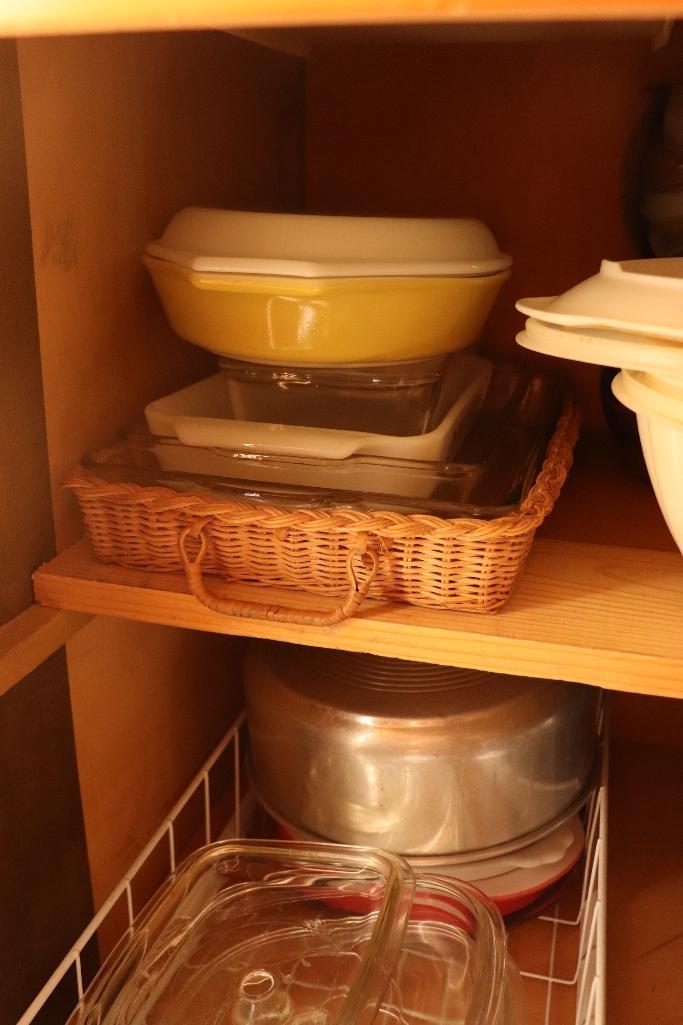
[517,258,683,342]
[516,316,683,379]
[146,208,512,278]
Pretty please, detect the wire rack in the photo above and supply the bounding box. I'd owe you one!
[510,754,607,1025]
[15,710,606,1025]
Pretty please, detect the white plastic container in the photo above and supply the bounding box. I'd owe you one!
[612,368,683,553]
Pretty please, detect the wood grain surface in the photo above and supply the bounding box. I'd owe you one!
[33,537,683,697]
[1,0,683,40]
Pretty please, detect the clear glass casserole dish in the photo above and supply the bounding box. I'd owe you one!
[217,354,452,436]
[65,840,524,1025]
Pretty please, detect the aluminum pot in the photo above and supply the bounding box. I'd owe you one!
[245,643,601,856]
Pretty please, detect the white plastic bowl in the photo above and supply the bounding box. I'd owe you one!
[613,368,683,424]
[517,258,683,342]
[612,369,683,553]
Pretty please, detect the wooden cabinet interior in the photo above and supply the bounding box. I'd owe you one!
[1,21,682,1024]
[0,40,93,1022]
[12,27,305,924]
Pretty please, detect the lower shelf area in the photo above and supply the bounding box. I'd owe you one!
[17,713,605,1025]
[16,717,682,1025]
[34,538,683,697]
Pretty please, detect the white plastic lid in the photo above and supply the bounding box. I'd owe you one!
[516,258,683,341]
[145,208,512,278]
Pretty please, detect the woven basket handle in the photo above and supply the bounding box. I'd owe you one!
[178,523,379,626]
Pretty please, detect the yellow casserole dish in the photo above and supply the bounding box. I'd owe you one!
[143,255,509,364]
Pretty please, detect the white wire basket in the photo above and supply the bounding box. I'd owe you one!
[16,710,606,1025]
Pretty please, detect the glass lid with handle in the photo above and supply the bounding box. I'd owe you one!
[66,840,521,1025]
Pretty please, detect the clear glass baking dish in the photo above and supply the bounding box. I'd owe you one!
[64,840,523,1025]
[87,365,563,518]
[217,354,452,436]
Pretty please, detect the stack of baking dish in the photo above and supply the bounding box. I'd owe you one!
[77,362,567,538]
[67,211,579,618]
[142,208,512,464]
[516,257,683,553]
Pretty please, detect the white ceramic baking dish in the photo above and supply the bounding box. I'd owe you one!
[145,356,492,462]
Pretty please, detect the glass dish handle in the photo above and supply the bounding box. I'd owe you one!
[179,524,379,626]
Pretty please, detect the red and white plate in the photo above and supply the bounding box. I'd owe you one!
[273,813,585,918]
[427,815,585,916]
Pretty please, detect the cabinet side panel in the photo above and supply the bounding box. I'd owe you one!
[610,691,683,747]
[0,39,92,1025]
[0,652,93,1025]
[18,32,305,903]
[0,38,54,621]
[608,739,683,1024]
[64,619,244,908]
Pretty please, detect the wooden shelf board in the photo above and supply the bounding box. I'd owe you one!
[34,537,683,697]
[2,1,682,41]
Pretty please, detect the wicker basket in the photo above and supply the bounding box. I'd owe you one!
[67,395,580,624]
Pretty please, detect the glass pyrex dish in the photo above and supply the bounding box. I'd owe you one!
[65,840,523,1025]
[217,355,452,436]
[90,365,562,515]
